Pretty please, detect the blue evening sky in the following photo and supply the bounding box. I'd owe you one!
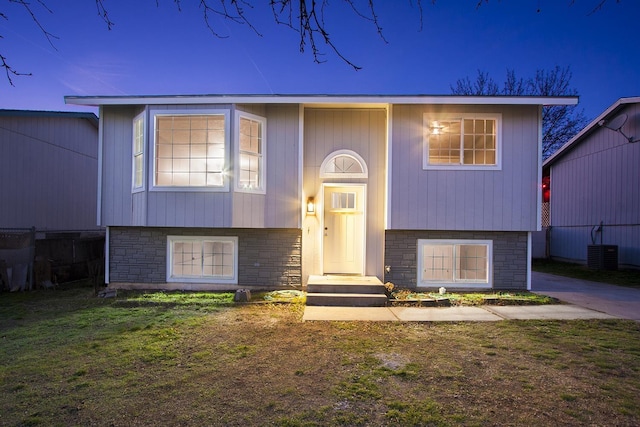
[1,1,638,120]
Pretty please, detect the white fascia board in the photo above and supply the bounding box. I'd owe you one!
[544,96,640,167]
[65,94,578,107]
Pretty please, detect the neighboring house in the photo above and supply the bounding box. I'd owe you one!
[543,97,640,269]
[0,109,100,231]
[0,109,102,287]
[65,94,577,291]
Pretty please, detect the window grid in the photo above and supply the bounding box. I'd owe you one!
[155,115,226,187]
[331,192,356,210]
[428,120,461,164]
[327,155,364,174]
[170,237,236,281]
[238,116,263,190]
[202,241,234,277]
[455,244,488,281]
[426,116,498,166]
[133,115,144,189]
[420,242,489,284]
[462,119,496,165]
[319,150,368,178]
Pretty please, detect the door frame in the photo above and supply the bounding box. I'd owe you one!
[321,182,367,275]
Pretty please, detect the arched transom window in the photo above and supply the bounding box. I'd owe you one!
[320,149,368,178]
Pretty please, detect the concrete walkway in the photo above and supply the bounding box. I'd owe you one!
[302,304,615,322]
[302,271,639,322]
[531,271,640,321]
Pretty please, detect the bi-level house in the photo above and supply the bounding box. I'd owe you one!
[65,94,577,292]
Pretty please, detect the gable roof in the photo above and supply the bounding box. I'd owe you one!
[544,96,640,167]
[65,93,578,108]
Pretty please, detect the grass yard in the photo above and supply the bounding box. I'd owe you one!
[1,283,640,426]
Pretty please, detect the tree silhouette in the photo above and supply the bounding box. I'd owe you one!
[451,67,588,158]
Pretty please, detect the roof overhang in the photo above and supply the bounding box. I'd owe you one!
[0,109,99,128]
[65,94,578,108]
[544,96,640,167]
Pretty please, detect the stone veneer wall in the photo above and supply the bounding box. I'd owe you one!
[109,227,301,289]
[384,230,528,290]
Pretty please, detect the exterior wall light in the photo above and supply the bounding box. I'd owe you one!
[306,197,315,215]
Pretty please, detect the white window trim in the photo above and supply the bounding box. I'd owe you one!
[132,111,146,193]
[417,239,493,288]
[234,111,267,194]
[150,108,231,192]
[166,235,238,284]
[422,113,502,171]
[319,149,368,179]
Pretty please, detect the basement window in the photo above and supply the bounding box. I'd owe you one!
[167,236,238,284]
[417,239,492,288]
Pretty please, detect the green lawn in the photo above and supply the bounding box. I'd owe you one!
[1,282,639,426]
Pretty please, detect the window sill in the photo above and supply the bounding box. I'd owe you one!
[151,186,229,192]
[422,164,501,171]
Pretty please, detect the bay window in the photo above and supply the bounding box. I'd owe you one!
[152,110,230,190]
[235,112,266,193]
[132,112,145,190]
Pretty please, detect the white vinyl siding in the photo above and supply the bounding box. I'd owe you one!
[423,113,501,170]
[167,236,238,284]
[303,108,387,278]
[391,105,538,231]
[152,110,230,191]
[132,112,145,191]
[417,239,492,288]
[235,112,266,193]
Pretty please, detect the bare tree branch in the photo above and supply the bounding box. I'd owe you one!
[451,66,588,158]
[0,0,629,86]
[569,0,622,16]
[95,0,115,30]
[267,0,373,70]
[199,0,262,38]
[1,0,53,86]
[9,0,58,47]
[1,50,32,86]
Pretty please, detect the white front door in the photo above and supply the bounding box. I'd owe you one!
[323,185,365,274]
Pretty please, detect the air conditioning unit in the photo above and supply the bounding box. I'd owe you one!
[587,245,618,270]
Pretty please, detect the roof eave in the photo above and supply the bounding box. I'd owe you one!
[0,109,99,128]
[64,94,579,107]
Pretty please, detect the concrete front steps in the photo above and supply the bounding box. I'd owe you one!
[306,275,388,307]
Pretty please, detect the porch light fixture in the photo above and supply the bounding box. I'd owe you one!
[598,114,639,143]
[306,197,316,215]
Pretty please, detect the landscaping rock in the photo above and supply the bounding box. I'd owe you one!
[98,288,117,298]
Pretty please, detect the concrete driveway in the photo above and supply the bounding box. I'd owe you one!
[531,271,640,321]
